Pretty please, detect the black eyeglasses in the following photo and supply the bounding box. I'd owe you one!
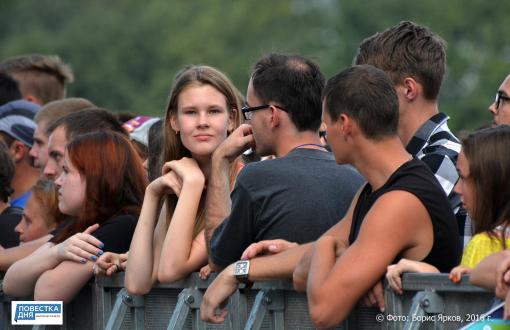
[241,104,287,120]
[495,91,510,110]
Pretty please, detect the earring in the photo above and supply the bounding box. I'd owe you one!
[175,130,179,136]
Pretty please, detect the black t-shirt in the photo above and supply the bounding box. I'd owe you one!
[0,206,22,248]
[210,148,365,268]
[91,213,138,253]
[349,158,461,273]
[51,214,138,253]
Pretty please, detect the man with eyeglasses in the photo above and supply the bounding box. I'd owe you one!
[203,53,364,274]
[488,74,510,126]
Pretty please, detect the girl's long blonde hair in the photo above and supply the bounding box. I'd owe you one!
[163,65,243,237]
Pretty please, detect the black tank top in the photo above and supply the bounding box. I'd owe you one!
[348,158,461,272]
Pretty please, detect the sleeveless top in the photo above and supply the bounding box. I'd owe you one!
[348,158,461,272]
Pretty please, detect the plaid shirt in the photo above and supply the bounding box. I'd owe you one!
[406,112,471,250]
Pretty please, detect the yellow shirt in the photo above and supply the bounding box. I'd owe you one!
[461,232,510,268]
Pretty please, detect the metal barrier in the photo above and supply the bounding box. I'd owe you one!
[0,279,94,330]
[0,272,501,329]
[96,273,313,329]
[384,273,496,330]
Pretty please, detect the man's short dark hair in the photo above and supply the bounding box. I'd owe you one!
[0,140,15,203]
[354,21,446,100]
[46,108,127,142]
[251,53,325,132]
[0,73,22,106]
[323,65,399,140]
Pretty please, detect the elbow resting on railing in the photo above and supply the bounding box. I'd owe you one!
[309,301,346,330]
[157,265,189,284]
[124,276,153,296]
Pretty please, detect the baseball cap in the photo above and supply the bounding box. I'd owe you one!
[0,100,41,147]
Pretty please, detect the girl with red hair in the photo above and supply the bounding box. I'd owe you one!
[3,131,147,302]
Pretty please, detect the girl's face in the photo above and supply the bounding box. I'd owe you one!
[15,196,52,243]
[54,151,86,216]
[454,151,475,217]
[171,84,234,159]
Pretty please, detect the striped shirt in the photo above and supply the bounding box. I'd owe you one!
[406,112,471,250]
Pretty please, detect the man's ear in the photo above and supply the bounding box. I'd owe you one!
[24,95,43,106]
[339,114,350,134]
[269,105,281,129]
[402,77,419,101]
[10,140,28,163]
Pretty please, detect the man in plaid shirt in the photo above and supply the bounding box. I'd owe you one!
[355,21,471,250]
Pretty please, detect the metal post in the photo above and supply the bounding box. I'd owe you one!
[244,289,269,330]
[403,290,444,330]
[167,288,204,330]
[266,290,284,330]
[227,289,248,330]
[104,288,144,330]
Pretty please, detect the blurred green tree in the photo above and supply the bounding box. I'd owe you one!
[0,0,508,132]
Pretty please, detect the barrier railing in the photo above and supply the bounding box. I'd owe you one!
[0,272,502,329]
[385,273,496,330]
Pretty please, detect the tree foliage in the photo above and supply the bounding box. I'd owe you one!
[1,0,508,132]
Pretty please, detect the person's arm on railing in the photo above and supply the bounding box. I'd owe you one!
[205,125,254,271]
[386,259,440,295]
[200,242,312,323]
[470,250,510,320]
[470,250,510,291]
[0,234,52,271]
[306,191,433,329]
[125,170,180,295]
[157,158,208,283]
[3,224,102,299]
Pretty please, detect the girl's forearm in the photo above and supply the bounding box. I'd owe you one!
[3,243,60,296]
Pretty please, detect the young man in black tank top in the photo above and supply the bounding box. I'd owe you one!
[298,65,459,328]
[200,65,460,326]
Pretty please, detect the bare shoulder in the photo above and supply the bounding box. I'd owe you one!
[358,190,431,243]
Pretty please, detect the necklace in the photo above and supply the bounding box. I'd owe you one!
[291,143,328,152]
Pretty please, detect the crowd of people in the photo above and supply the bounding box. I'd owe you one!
[0,20,509,328]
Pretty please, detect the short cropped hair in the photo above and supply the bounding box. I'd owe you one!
[354,21,446,100]
[323,65,399,140]
[34,98,95,133]
[0,73,22,106]
[251,53,325,132]
[45,107,127,142]
[0,54,74,104]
